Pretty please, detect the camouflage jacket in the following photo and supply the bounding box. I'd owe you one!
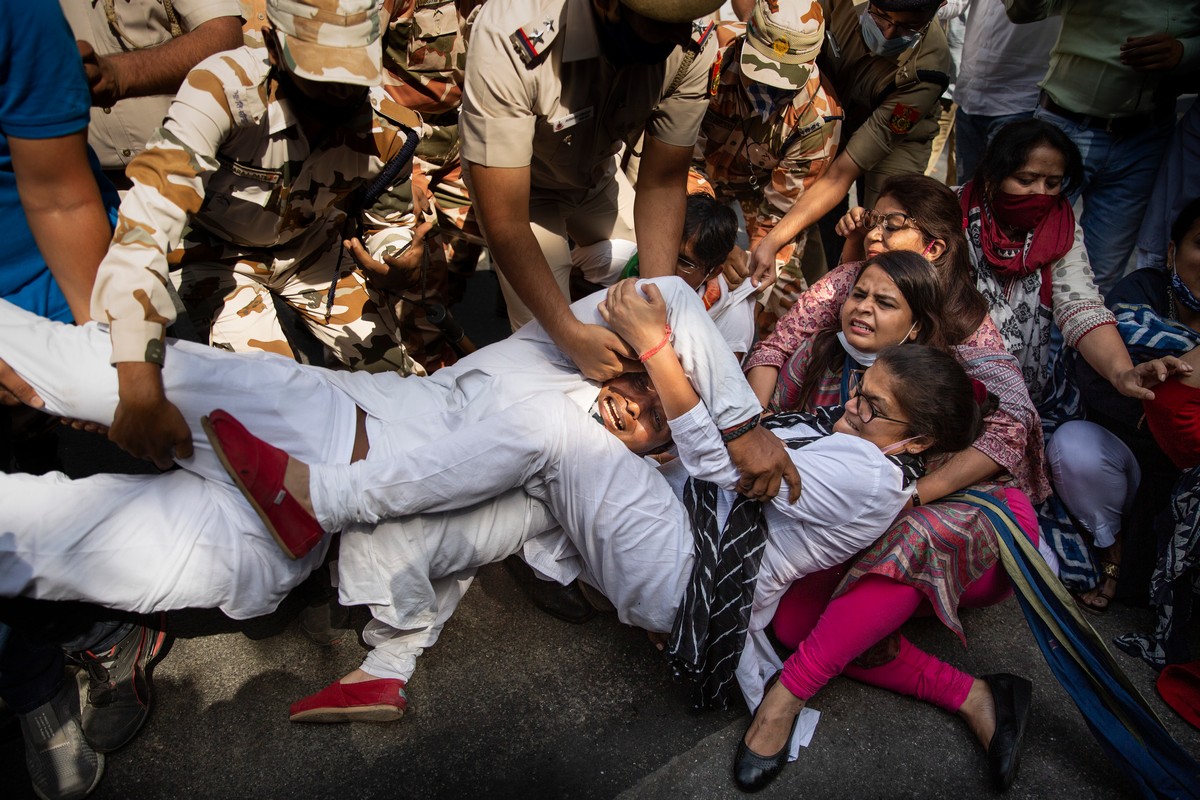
[381,0,466,118]
[693,24,843,228]
[90,45,422,365]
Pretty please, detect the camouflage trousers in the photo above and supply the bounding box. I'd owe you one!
[686,169,809,339]
[173,238,424,377]
[398,154,485,373]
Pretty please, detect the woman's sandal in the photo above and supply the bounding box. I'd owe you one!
[1075,560,1120,615]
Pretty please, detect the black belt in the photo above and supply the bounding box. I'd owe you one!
[1038,92,1167,137]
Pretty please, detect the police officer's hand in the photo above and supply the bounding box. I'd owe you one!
[749,238,781,290]
[1120,33,1185,72]
[727,423,802,504]
[560,323,641,383]
[77,40,124,108]
[835,206,872,239]
[109,362,193,471]
[345,220,433,294]
[721,246,751,289]
[0,356,42,408]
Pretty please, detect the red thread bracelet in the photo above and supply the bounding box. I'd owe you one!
[638,324,673,362]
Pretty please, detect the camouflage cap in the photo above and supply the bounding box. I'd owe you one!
[741,0,824,90]
[267,0,384,87]
[619,0,724,24]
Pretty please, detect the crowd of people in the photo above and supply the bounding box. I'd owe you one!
[0,0,1197,798]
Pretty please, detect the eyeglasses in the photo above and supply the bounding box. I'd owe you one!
[676,253,704,274]
[848,370,908,426]
[867,5,930,37]
[864,210,920,235]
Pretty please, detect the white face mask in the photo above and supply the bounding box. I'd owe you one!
[837,320,918,366]
[881,435,920,456]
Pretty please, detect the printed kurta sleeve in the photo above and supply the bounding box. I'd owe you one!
[645,35,718,148]
[1050,223,1117,348]
[89,58,236,364]
[744,262,857,369]
[458,3,537,168]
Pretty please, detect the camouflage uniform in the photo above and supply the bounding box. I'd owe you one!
[380,0,480,371]
[90,44,425,376]
[691,20,842,330]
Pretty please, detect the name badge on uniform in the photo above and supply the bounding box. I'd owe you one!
[551,107,593,132]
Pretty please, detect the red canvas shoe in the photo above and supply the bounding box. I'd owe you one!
[289,678,408,723]
[202,409,325,560]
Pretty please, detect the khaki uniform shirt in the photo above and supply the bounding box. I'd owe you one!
[59,0,243,170]
[820,0,949,174]
[459,0,718,193]
[90,45,421,365]
[694,24,843,229]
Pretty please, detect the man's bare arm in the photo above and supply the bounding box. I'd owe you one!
[79,15,244,107]
[9,131,111,322]
[468,160,636,381]
[634,134,692,278]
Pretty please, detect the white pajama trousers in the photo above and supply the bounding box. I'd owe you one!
[0,299,357,619]
[315,392,696,636]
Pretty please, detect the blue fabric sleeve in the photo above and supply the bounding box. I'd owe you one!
[0,0,92,140]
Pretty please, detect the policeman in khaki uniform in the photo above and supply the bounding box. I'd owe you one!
[690,0,843,334]
[90,0,428,469]
[460,0,725,381]
[747,0,950,282]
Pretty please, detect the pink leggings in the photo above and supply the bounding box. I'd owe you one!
[774,488,1039,714]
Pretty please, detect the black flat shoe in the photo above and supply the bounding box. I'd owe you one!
[733,673,800,793]
[983,673,1033,791]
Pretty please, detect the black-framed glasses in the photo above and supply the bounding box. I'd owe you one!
[848,370,908,425]
[867,5,930,37]
[864,210,919,235]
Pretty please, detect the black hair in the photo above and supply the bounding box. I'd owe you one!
[973,118,1085,206]
[874,345,995,457]
[682,192,738,272]
[1171,197,1200,246]
[793,250,948,411]
[877,174,989,345]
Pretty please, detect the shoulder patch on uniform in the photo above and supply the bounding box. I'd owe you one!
[370,88,422,129]
[510,16,559,65]
[709,49,722,96]
[691,19,715,49]
[887,102,921,135]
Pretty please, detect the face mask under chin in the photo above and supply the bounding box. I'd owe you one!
[596,13,677,66]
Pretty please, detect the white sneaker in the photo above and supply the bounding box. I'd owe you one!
[19,676,104,800]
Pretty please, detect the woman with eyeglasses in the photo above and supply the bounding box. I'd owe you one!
[742,174,1052,792]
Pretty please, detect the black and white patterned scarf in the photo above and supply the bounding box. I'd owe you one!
[665,408,922,709]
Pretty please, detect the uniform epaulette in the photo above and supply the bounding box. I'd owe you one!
[509,15,560,65]
[370,87,423,129]
[691,19,715,49]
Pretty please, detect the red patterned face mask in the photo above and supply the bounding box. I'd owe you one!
[993,191,1059,233]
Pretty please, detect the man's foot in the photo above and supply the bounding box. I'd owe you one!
[19,677,104,800]
[289,671,407,723]
[74,620,172,753]
[503,555,593,624]
[1075,560,1120,615]
[202,409,325,560]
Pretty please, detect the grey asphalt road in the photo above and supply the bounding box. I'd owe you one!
[3,269,1198,799]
